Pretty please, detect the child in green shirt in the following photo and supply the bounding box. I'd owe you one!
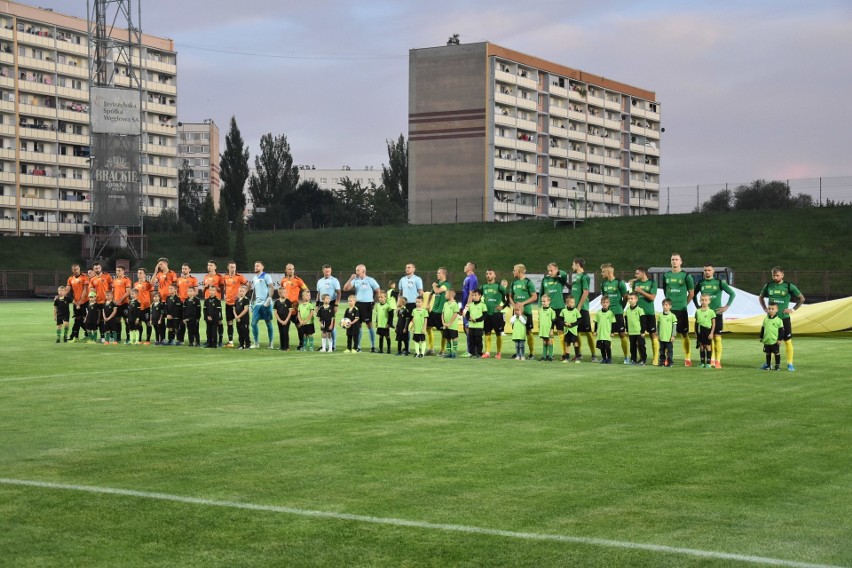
[297,289,316,352]
[594,296,616,364]
[373,292,395,354]
[625,292,646,365]
[538,294,557,362]
[560,296,582,363]
[759,303,784,370]
[657,299,677,367]
[694,294,716,368]
[510,304,528,360]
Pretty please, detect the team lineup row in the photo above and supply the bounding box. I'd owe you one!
[53,255,805,368]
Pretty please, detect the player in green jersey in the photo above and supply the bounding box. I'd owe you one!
[593,296,616,363]
[481,269,508,359]
[441,289,461,358]
[571,258,596,361]
[693,264,736,369]
[560,296,582,362]
[464,288,487,357]
[758,266,805,371]
[427,267,451,356]
[510,264,538,359]
[410,296,429,358]
[656,298,677,367]
[662,253,695,367]
[694,294,716,368]
[759,302,785,370]
[538,294,557,361]
[540,263,570,358]
[630,267,660,366]
[600,263,630,364]
[624,292,646,365]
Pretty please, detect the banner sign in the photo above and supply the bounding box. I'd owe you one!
[91,133,142,226]
[91,87,141,135]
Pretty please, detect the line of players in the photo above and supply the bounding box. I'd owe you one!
[52,255,805,369]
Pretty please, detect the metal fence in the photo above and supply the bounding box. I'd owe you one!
[6,269,850,302]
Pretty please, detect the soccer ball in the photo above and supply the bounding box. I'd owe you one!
[341,318,352,328]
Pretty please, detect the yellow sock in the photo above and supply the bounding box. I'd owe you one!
[620,334,629,359]
[527,332,534,356]
[496,335,503,354]
[556,331,564,356]
[651,337,660,365]
[682,335,691,361]
[785,339,794,365]
[427,329,434,350]
[440,337,446,353]
[485,334,492,353]
[714,336,723,363]
[585,332,596,357]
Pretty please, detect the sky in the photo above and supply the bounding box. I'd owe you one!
[42,0,852,187]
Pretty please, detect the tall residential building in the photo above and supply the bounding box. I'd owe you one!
[0,1,177,236]
[178,120,220,205]
[408,42,661,224]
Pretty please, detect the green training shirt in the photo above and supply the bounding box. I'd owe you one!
[625,305,645,335]
[759,281,802,320]
[442,300,460,328]
[663,271,694,311]
[538,306,557,338]
[600,277,628,315]
[695,277,735,311]
[560,307,581,331]
[466,301,486,329]
[374,301,394,329]
[411,307,428,334]
[695,307,715,330]
[481,282,507,315]
[430,281,451,314]
[657,312,677,342]
[594,309,616,341]
[511,277,536,315]
[633,278,657,315]
[570,271,591,311]
[540,270,570,310]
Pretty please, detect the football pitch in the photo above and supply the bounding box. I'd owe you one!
[1,301,850,567]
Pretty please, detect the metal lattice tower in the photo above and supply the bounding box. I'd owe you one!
[84,0,146,262]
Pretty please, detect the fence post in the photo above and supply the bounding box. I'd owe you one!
[819,177,822,206]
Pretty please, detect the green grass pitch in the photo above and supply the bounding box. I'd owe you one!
[1,301,850,567]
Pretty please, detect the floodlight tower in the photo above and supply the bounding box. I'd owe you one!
[84,0,145,262]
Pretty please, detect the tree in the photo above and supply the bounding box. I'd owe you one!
[334,178,373,226]
[733,179,792,210]
[369,183,407,225]
[381,134,408,217]
[247,132,299,229]
[698,188,733,213]
[177,160,203,228]
[288,179,335,228]
[219,116,250,224]
[197,192,215,245]
[232,211,248,268]
[212,193,230,256]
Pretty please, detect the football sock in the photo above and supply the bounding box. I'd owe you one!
[485,334,492,353]
[427,330,434,351]
[496,335,503,354]
[620,335,629,358]
[784,339,794,365]
[682,335,691,361]
[526,333,534,357]
[714,336,723,363]
[651,337,660,366]
[585,332,596,357]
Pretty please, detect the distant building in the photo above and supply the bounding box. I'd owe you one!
[408,42,661,224]
[0,0,177,236]
[178,120,220,205]
[299,166,382,192]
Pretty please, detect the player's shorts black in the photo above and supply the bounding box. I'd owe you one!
[427,312,444,330]
[226,304,237,323]
[356,301,374,324]
[577,309,592,333]
[56,316,69,325]
[641,314,657,334]
[166,317,178,330]
[300,323,316,335]
[483,312,505,335]
[524,313,534,331]
[763,343,780,354]
[564,330,578,344]
[443,328,459,340]
[612,314,626,334]
[696,326,712,347]
[779,318,792,341]
[138,308,150,324]
[377,327,390,337]
[673,309,689,334]
[595,339,611,350]
[553,313,565,332]
[714,313,724,333]
[115,304,128,319]
[413,333,426,342]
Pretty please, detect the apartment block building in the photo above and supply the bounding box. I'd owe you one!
[178,120,220,205]
[0,1,177,236]
[409,42,660,224]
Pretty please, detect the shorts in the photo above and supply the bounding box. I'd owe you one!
[356,301,374,324]
[139,308,150,324]
[780,318,792,341]
[377,327,390,337]
[714,313,724,333]
[523,313,534,332]
[443,329,459,340]
[595,339,611,349]
[252,304,272,322]
[300,323,316,335]
[226,304,237,323]
[612,314,626,334]
[563,330,578,344]
[427,312,444,330]
[577,309,592,333]
[763,343,780,354]
[483,312,505,335]
[56,316,69,325]
[553,313,565,332]
[673,309,689,335]
[696,326,712,347]
[413,333,426,342]
[641,314,657,335]
[166,318,178,330]
[116,304,128,319]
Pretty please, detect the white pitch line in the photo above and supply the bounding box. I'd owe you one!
[0,478,843,568]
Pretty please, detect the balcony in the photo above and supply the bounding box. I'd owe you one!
[549,187,568,198]
[515,181,537,194]
[549,84,568,99]
[549,146,567,158]
[0,171,15,182]
[19,102,57,118]
[549,166,568,178]
[587,114,604,127]
[57,132,89,144]
[19,127,56,141]
[568,89,585,102]
[143,58,177,74]
[568,150,585,161]
[516,138,536,152]
[645,109,660,121]
[58,198,90,211]
[144,122,177,136]
[516,117,536,132]
[549,126,568,139]
[549,105,568,118]
[494,158,516,170]
[586,173,604,183]
[548,206,573,218]
[604,99,621,111]
[515,96,537,111]
[0,27,12,40]
[645,128,660,140]
[55,41,88,57]
[57,155,89,167]
[586,134,604,146]
[495,92,517,106]
[494,179,516,191]
[0,121,14,133]
[603,156,620,168]
[143,80,177,96]
[143,185,178,198]
[493,200,536,216]
[0,147,14,159]
[567,110,585,122]
[566,129,585,142]
[629,180,646,189]
[57,177,89,190]
[17,32,53,48]
[604,175,621,186]
[20,174,58,187]
[18,56,55,73]
[143,101,177,116]
[587,93,605,107]
[56,109,89,123]
[56,86,88,101]
[602,137,620,149]
[0,218,16,231]
[516,161,537,174]
[603,118,621,130]
[516,75,537,90]
[0,194,15,206]
[645,163,660,174]
[630,123,646,136]
[494,113,516,127]
[566,169,585,181]
[494,136,517,149]
[19,196,56,208]
[494,69,517,85]
[20,150,55,162]
[143,143,178,156]
[55,62,88,78]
